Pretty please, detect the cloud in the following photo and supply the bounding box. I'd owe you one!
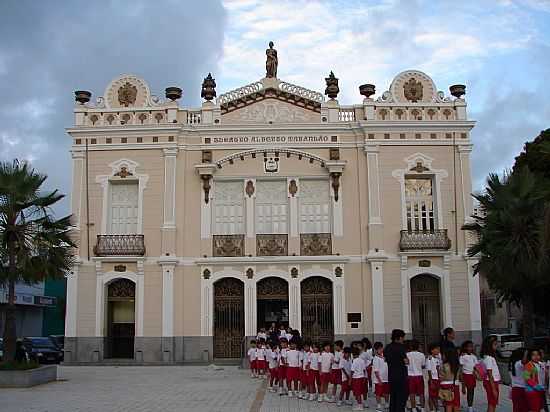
[0,0,226,215]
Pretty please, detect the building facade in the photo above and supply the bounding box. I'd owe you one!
[65,47,480,363]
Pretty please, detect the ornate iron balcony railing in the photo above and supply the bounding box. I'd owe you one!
[94,234,146,256]
[399,229,451,251]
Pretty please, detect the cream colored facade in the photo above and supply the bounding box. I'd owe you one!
[65,61,481,364]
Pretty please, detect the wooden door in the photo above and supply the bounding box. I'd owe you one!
[411,274,442,351]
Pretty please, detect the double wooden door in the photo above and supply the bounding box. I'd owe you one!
[411,274,442,351]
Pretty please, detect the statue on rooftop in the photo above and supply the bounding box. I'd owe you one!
[265,41,278,78]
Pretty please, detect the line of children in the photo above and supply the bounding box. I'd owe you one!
[249,335,550,411]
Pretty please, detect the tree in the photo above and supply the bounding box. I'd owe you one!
[0,160,74,362]
[513,128,550,182]
[463,167,550,345]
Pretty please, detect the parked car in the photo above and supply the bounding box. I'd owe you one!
[22,337,63,364]
[48,335,64,362]
[489,334,524,358]
[0,338,3,361]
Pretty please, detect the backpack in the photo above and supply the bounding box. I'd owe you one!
[474,361,487,381]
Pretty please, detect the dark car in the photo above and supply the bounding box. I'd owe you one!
[23,337,63,364]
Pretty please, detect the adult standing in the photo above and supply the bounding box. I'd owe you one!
[440,327,456,353]
[385,329,409,412]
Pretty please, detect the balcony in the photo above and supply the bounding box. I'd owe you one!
[399,229,451,251]
[94,234,146,256]
[257,234,288,257]
[300,233,332,256]
[212,234,245,257]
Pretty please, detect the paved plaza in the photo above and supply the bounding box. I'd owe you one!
[0,365,514,412]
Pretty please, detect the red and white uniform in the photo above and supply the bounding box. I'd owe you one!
[320,351,334,385]
[256,346,267,370]
[286,349,300,382]
[248,347,257,370]
[331,350,343,384]
[459,353,478,389]
[426,354,441,399]
[351,357,366,399]
[372,355,389,396]
[407,351,426,396]
[309,351,320,387]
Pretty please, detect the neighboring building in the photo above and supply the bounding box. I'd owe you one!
[65,44,480,364]
[42,278,66,337]
[0,281,57,337]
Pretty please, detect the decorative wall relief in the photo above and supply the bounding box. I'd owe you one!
[256,234,288,256]
[300,233,332,256]
[212,234,245,257]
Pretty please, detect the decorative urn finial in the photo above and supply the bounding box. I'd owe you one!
[165,87,182,101]
[201,73,217,101]
[449,84,466,99]
[325,71,340,99]
[265,41,278,78]
[74,90,91,104]
[359,84,376,99]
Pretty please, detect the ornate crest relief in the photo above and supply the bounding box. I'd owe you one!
[118,82,138,107]
[403,78,423,102]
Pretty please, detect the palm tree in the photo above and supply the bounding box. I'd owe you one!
[0,160,74,362]
[463,167,550,345]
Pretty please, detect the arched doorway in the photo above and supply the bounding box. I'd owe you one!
[105,278,135,359]
[301,276,334,343]
[411,274,442,351]
[213,277,244,359]
[257,277,289,331]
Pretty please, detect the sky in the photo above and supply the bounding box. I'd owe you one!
[0,0,549,216]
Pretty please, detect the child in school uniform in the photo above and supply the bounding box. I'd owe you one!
[309,343,321,401]
[278,338,289,395]
[426,343,442,412]
[351,346,367,411]
[267,342,280,392]
[256,339,267,378]
[363,338,374,396]
[319,342,335,402]
[481,335,501,412]
[331,340,344,402]
[372,341,390,412]
[509,348,528,412]
[248,340,258,378]
[524,348,546,412]
[407,339,426,412]
[299,342,311,399]
[286,341,301,397]
[338,347,353,407]
[440,349,462,412]
[459,340,478,412]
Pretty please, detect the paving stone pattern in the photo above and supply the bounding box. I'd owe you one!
[0,366,517,412]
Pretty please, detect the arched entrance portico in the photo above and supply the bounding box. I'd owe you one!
[411,274,442,351]
[257,277,289,330]
[213,277,244,359]
[301,276,334,343]
[105,278,135,359]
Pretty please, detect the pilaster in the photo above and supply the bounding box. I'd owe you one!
[162,147,178,255]
[365,145,383,250]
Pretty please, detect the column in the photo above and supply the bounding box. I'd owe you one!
[443,255,453,328]
[162,148,178,255]
[195,164,217,239]
[365,145,383,251]
[244,273,256,336]
[65,261,80,337]
[288,266,301,331]
[160,261,177,337]
[70,151,85,233]
[287,178,299,238]
[400,256,410,333]
[136,260,145,337]
[326,161,346,237]
[369,259,386,338]
[94,261,104,337]
[467,258,482,341]
[333,266,346,336]
[244,179,256,239]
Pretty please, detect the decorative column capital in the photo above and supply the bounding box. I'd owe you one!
[71,150,86,159]
[163,147,179,157]
[364,144,379,154]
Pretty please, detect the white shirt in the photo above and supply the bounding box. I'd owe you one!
[286,349,300,367]
[309,352,320,370]
[483,355,501,382]
[248,348,257,361]
[511,360,525,388]
[256,347,266,360]
[341,358,352,381]
[332,350,342,370]
[426,355,441,380]
[407,351,426,376]
[286,333,293,342]
[537,361,546,386]
[351,357,366,379]
[256,332,267,341]
[301,351,310,370]
[459,353,478,374]
[360,350,373,368]
[320,352,334,373]
[279,348,288,366]
[372,355,389,383]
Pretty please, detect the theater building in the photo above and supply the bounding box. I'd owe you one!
[64,45,481,363]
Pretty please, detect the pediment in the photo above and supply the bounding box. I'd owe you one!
[221,98,320,124]
[218,78,324,122]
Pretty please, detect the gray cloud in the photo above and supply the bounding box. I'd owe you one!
[0,0,226,215]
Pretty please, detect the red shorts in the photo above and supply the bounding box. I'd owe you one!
[341,380,351,393]
[352,377,365,399]
[483,380,500,407]
[440,384,460,408]
[250,359,257,370]
[320,371,332,385]
[463,373,476,389]
[429,379,440,399]
[278,365,287,381]
[286,366,300,382]
[526,390,544,412]
[408,375,425,395]
[300,369,310,385]
[269,366,278,377]
[331,369,342,384]
[375,382,390,397]
[310,369,320,386]
[511,387,528,412]
[256,359,267,370]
